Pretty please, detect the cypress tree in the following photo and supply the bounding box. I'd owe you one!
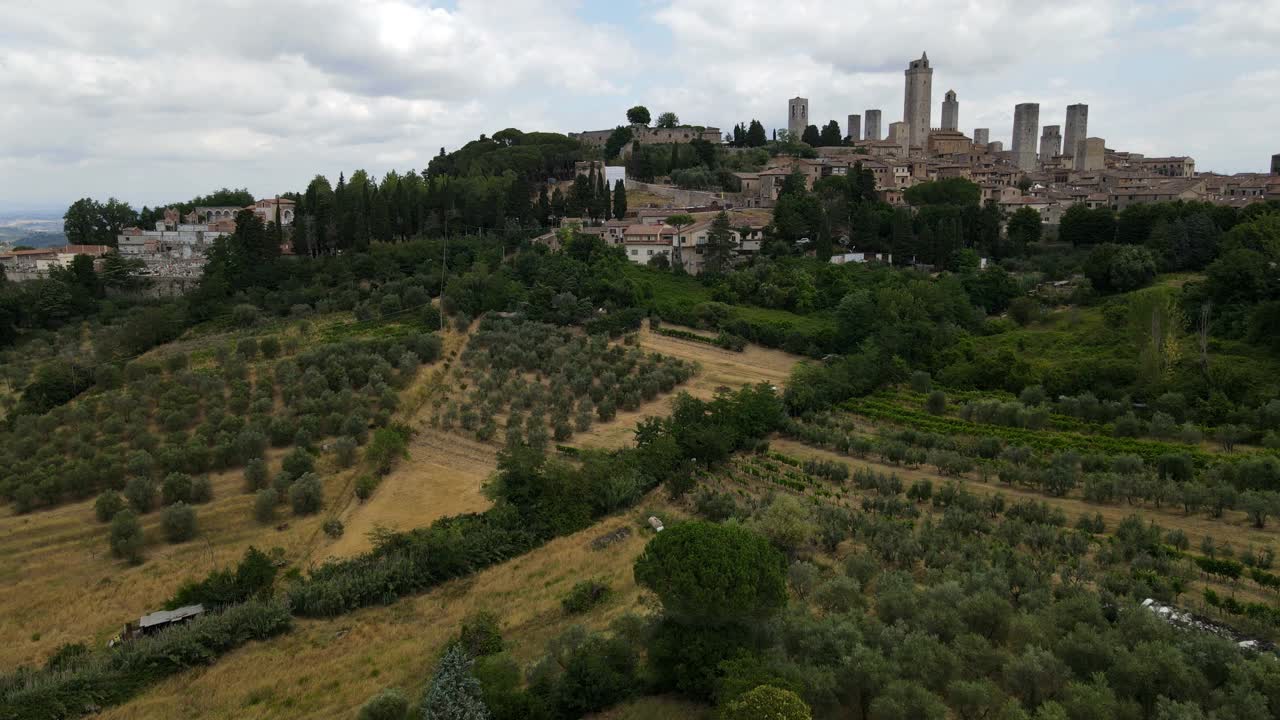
[612,179,628,221]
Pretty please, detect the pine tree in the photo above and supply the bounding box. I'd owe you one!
[594,172,609,222]
[747,120,768,147]
[705,210,736,274]
[550,187,566,219]
[801,125,821,147]
[505,175,531,226]
[421,645,489,720]
[612,179,627,221]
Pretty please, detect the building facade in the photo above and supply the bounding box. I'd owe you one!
[1011,103,1040,171]
[973,128,990,146]
[1075,137,1106,171]
[888,122,909,155]
[903,52,933,149]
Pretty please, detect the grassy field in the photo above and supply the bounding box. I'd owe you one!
[98,500,685,719]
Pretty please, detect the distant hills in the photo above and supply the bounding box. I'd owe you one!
[0,213,67,248]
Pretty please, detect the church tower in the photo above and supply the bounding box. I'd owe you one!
[941,89,958,132]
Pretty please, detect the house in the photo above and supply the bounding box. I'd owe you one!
[245,198,295,226]
[622,224,675,267]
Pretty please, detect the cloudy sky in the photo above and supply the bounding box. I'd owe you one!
[2,0,1277,212]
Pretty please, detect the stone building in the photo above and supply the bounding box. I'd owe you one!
[847,114,861,142]
[1075,137,1105,171]
[988,140,1004,153]
[888,122,909,155]
[1011,103,1040,171]
[1039,125,1062,164]
[571,125,723,149]
[788,97,810,138]
[973,128,990,146]
[927,129,972,156]
[1273,154,1280,175]
[903,52,933,149]
[1064,104,1088,159]
[941,90,958,132]
[1131,156,1196,177]
[864,110,882,141]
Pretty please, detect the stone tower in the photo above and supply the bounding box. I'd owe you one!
[1064,104,1088,159]
[903,52,933,149]
[1040,125,1062,164]
[788,97,809,139]
[1075,137,1105,171]
[847,114,862,142]
[888,122,909,154]
[1271,153,1279,175]
[864,110,882,141]
[1012,103,1040,171]
[941,90,958,132]
[973,128,990,146]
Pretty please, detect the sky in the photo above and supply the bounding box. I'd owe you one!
[1,0,1278,212]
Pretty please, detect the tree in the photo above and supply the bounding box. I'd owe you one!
[656,111,680,128]
[124,476,156,513]
[63,198,100,245]
[869,680,948,720]
[1059,205,1116,246]
[604,126,633,161]
[626,106,651,126]
[903,179,981,207]
[95,490,126,523]
[819,120,843,147]
[665,213,695,270]
[161,502,197,543]
[1007,206,1043,251]
[421,645,490,720]
[109,509,145,563]
[750,495,817,556]
[801,125,821,146]
[746,120,768,148]
[1085,244,1157,293]
[633,521,786,626]
[704,210,736,274]
[254,488,278,524]
[100,251,147,290]
[721,685,812,720]
[612,179,627,221]
[289,474,324,515]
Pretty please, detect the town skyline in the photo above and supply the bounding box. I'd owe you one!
[2,0,1278,210]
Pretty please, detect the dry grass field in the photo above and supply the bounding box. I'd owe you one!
[0,450,334,671]
[99,498,685,720]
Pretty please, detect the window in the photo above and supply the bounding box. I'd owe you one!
[647,249,654,256]
[630,249,638,256]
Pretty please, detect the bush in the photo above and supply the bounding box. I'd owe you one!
[289,474,324,515]
[909,371,932,393]
[124,476,157,513]
[189,476,212,504]
[355,474,379,501]
[358,688,409,720]
[720,684,813,720]
[161,472,194,505]
[457,610,505,657]
[253,488,278,524]
[1008,297,1041,326]
[281,448,315,477]
[161,502,197,543]
[926,391,948,415]
[109,509,145,562]
[332,436,358,468]
[562,578,612,614]
[322,518,344,538]
[244,458,268,492]
[95,490,126,523]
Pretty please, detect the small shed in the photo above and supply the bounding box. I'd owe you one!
[125,604,206,639]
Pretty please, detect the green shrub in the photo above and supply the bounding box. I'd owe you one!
[124,476,156,513]
[94,490,126,523]
[244,458,269,492]
[289,474,324,515]
[358,688,409,720]
[161,502,197,543]
[562,578,612,614]
[253,488,278,524]
[109,509,145,563]
[323,519,345,538]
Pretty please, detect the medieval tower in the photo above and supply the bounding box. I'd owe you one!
[1064,104,1089,159]
[941,90,958,132]
[788,97,809,138]
[903,52,933,149]
[1012,103,1040,171]
[864,109,882,141]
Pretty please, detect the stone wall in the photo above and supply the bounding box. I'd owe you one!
[624,180,726,208]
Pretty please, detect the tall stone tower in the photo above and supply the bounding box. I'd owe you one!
[788,97,809,139]
[888,122,909,154]
[1011,103,1040,171]
[1271,153,1279,175]
[1075,137,1105,171]
[973,128,990,146]
[941,90,958,132]
[1040,125,1062,164]
[903,52,933,149]
[864,110,882,141]
[1063,104,1088,159]
[847,114,862,142]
